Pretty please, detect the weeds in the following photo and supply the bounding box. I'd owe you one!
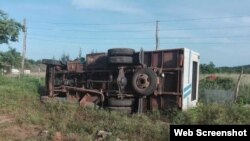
[199,75,250,104]
[0,76,168,141]
[169,104,250,124]
[0,75,249,140]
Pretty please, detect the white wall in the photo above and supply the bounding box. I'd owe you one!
[182,48,200,110]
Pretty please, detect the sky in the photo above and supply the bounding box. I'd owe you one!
[0,0,250,67]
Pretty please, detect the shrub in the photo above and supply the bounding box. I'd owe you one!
[199,77,235,90]
[169,104,250,124]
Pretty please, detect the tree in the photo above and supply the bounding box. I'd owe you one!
[0,47,21,68]
[61,52,70,62]
[78,48,82,59]
[0,10,22,44]
[200,61,218,74]
[77,47,85,63]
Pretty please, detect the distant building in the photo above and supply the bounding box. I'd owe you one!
[11,68,20,74]
[24,70,31,74]
[0,62,11,75]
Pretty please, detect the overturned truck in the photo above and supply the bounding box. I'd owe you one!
[42,48,200,113]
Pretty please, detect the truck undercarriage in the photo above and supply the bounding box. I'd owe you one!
[42,48,191,113]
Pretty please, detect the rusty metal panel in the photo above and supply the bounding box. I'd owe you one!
[143,51,163,68]
[143,52,151,66]
[86,53,107,69]
[160,95,179,109]
[67,61,83,72]
[163,51,177,68]
[163,72,178,92]
[151,52,163,68]
[150,95,180,110]
[151,53,158,67]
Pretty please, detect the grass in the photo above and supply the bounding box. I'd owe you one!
[199,73,250,104]
[200,73,250,86]
[168,104,250,125]
[0,76,168,141]
[0,75,249,140]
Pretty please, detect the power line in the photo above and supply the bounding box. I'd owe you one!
[161,35,250,39]
[161,15,250,22]
[29,20,155,26]
[28,37,250,45]
[28,25,250,32]
[28,27,154,32]
[29,34,250,40]
[28,15,249,25]
[161,26,250,31]
[160,42,250,45]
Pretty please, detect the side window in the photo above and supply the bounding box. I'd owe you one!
[191,61,198,101]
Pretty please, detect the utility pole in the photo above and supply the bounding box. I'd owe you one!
[155,20,159,50]
[21,18,27,76]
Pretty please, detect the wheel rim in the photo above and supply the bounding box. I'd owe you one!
[136,74,150,89]
[132,68,157,96]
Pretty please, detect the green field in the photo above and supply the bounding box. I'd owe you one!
[199,74,250,104]
[200,73,250,86]
[0,74,249,141]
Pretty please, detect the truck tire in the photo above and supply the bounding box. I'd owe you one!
[108,98,135,107]
[108,56,133,64]
[132,68,157,96]
[108,48,135,56]
[108,107,132,114]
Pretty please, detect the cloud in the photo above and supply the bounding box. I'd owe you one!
[222,18,232,23]
[241,16,250,24]
[71,0,145,15]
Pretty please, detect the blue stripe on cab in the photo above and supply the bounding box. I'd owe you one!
[184,84,192,92]
[183,83,192,99]
[184,89,192,98]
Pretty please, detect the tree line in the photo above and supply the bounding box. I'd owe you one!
[200,62,250,74]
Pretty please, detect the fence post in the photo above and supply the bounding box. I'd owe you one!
[234,68,243,103]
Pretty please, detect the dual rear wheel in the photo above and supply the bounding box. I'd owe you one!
[107,48,135,64]
[107,48,158,113]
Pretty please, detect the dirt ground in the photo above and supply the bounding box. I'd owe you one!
[0,114,82,141]
[0,115,43,140]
